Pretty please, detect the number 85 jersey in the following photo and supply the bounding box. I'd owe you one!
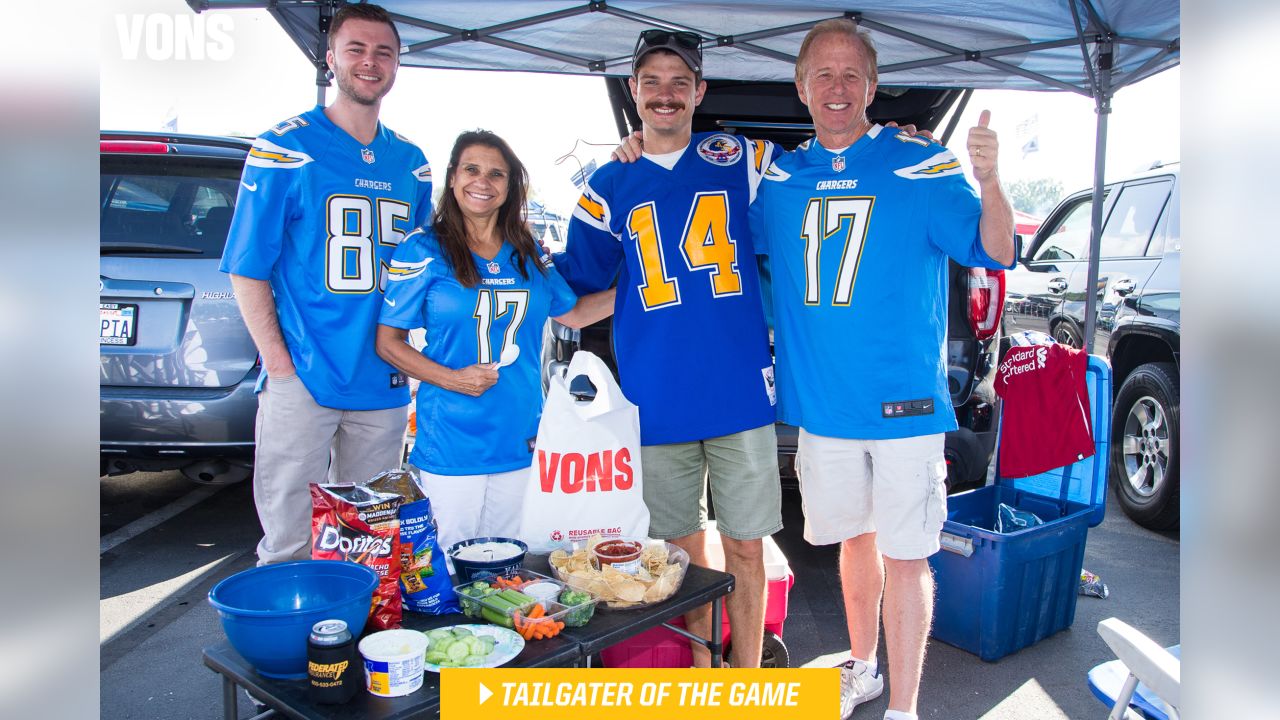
[556,133,777,445]
[220,106,433,410]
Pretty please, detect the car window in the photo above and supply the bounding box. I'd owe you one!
[1032,197,1095,262]
[1099,179,1172,258]
[100,156,241,257]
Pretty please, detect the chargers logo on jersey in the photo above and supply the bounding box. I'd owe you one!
[892,150,963,180]
[697,134,743,166]
[412,162,432,183]
[573,185,611,232]
[387,256,432,282]
[246,137,314,169]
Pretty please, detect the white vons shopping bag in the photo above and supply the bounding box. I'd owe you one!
[518,351,649,553]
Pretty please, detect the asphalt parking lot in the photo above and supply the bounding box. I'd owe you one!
[100,471,1179,719]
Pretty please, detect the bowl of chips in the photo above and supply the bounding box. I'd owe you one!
[548,536,688,609]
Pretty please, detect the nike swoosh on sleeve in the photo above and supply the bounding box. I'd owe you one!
[384,297,396,307]
[241,180,257,192]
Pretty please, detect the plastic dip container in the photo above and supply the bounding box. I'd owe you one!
[358,630,428,697]
[523,581,562,607]
[593,539,643,575]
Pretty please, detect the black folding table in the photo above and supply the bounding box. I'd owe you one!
[203,557,734,720]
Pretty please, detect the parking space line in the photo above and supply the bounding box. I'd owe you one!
[100,484,228,555]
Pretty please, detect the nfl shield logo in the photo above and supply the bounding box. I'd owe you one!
[486,261,501,275]
[361,148,375,164]
[832,155,846,172]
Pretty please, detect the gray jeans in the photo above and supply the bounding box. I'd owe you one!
[253,374,407,565]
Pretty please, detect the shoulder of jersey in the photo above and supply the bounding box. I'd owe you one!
[881,128,965,180]
[386,227,438,283]
[383,126,433,183]
[246,113,326,170]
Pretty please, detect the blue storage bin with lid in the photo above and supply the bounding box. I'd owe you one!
[929,354,1111,662]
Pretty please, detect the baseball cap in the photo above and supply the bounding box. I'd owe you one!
[633,29,703,75]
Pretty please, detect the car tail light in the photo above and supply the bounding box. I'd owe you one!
[100,140,171,154]
[967,267,1005,341]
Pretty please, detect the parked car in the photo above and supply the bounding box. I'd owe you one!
[99,132,257,484]
[1004,163,1180,529]
[544,80,1006,492]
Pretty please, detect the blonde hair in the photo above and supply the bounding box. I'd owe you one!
[795,19,878,85]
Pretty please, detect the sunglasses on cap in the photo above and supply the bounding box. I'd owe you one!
[633,29,703,73]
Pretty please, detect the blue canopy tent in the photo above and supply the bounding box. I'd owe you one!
[186,0,1180,351]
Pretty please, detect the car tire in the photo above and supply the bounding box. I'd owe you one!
[1110,361,1179,530]
[1051,320,1083,348]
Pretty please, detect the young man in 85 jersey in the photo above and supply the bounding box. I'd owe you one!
[220,4,432,565]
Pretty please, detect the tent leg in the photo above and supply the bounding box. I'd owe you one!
[1082,44,1113,355]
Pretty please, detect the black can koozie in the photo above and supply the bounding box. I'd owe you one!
[307,619,360,704]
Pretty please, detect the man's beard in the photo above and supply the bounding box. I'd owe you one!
[335,69,389,106]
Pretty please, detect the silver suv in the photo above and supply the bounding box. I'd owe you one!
[99,132,257,484]
[1004,163,1180,530]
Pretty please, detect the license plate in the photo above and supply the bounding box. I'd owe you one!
[100,303,137,346]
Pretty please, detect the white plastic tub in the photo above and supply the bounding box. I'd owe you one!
[358,629,428,697]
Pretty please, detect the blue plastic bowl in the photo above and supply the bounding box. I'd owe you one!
[448,537,528,583]
[208,560,377,679]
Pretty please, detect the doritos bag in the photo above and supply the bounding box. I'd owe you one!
[364,470,459,615]
[310,483,402,630]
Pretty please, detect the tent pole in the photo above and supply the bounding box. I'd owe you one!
[1082,40,1113,354]
[315,4,332,106]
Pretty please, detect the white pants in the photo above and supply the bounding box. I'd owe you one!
[412,466,528,572]
[253,374,407,565]
[796,430,948,560]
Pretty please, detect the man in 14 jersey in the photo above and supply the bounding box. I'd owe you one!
[220,4,433,565]
[555,30,781,669]
[751,19,1016,720]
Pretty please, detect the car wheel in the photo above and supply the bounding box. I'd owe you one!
[1110,361,1179,530]
[1051,321,1082,348]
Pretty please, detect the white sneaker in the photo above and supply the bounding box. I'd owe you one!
[837,659,884,719]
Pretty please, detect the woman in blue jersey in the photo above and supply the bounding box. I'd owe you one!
[377,130,613,555]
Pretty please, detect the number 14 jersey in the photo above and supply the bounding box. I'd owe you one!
[557,133,777,445]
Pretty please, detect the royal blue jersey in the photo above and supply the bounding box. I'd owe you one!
[221,106,433,410]
[751,126,1014,439]
[556,133,777,445]
[379,228,577,475]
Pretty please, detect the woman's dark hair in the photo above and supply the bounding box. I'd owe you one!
[433,130,544,288]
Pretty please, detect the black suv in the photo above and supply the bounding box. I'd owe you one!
[545,80,1005,492]
[1004,163,1180,529]
[100,132,258,484]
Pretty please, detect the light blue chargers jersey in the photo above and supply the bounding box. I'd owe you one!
[752,126,1014,439]
[379,228,577,475]
[556,133,778,445]
[220,106,433,410]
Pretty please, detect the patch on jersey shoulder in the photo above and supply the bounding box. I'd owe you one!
[387,256,432,281]
[697,134,743,166]
[412,162,432,183]
[892,150,963,180]
[246,137,314,169]
[539,253,555,269]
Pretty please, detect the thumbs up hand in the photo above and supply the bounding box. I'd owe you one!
[967,109,1000,183]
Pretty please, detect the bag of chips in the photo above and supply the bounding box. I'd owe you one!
[365,469,460,615]
[310,483,402,630]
